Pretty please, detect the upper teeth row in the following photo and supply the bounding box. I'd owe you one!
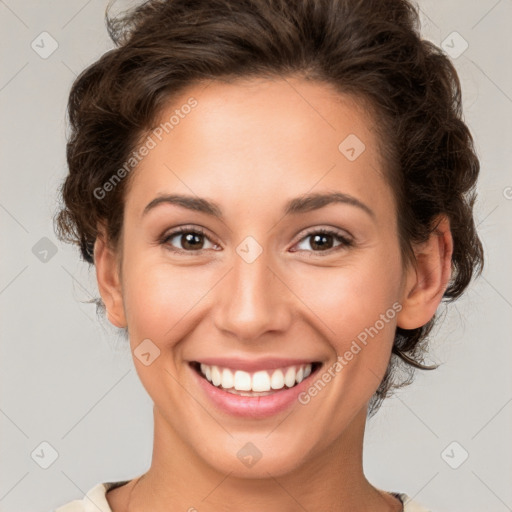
[199,363,313,392]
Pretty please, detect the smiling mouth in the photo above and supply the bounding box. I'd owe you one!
[189,361,322,396]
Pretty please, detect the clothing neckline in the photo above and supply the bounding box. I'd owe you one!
[99,480,407,511]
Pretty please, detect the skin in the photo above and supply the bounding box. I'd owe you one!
[94,76,453,512]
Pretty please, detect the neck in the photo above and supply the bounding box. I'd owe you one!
[126,405,401,512]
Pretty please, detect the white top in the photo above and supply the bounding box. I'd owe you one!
[54,480,433,512]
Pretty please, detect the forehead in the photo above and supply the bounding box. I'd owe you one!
[125,76,393,221]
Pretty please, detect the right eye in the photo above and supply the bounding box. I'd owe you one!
[160,226,220,254]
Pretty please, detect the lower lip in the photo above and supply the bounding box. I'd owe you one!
[190,364,320,419]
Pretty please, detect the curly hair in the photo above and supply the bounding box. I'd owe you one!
[54,0,484,417]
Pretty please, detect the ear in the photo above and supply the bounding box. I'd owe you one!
[93,225,127,328]
[396,214,453,330]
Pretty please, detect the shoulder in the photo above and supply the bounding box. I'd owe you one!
[54,480,130,512]
[394,492,434,512]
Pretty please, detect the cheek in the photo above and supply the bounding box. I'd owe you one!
[291,256,401,334]
[290,254,402,385]
[121,258,215,343]
[120,260,215,397]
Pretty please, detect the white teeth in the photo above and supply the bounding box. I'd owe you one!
[270,369,285,390]
[221,368,234,389]
[252,370,271,392]
[296,366,304,384]
[197,363,314,393]
[200,363,211,381]
[284,367,296,387]
[234,370,252,391]
[211,366,222,386]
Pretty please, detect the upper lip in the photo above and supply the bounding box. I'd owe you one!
[190,357,322,373]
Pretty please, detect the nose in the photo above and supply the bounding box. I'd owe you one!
[212,249,293,343]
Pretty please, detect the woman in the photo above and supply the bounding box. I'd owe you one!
[53,0,484,510]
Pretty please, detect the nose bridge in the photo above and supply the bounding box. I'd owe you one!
[213,245,291,341]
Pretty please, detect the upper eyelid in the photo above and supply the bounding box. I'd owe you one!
[296,226,351,240]
[162,226,216,246]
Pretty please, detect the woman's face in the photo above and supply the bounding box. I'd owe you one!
[104,77,415,477]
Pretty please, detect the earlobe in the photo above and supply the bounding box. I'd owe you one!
[93,228,127,328]
[396,214,453,330]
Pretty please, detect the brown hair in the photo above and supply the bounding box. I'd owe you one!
[54,0,484,416]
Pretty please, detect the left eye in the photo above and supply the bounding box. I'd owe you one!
[161,227,218,253]
[293,229,353,255]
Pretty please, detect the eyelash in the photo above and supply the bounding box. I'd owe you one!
[292,228,354,256]
[159,226,353,257]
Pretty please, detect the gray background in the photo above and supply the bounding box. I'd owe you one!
[1,1,511,511]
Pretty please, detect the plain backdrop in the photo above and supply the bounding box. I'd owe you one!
[1,1,511,511]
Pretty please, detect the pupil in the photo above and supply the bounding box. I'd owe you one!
[311,234,333,250]
[183,233,202,250]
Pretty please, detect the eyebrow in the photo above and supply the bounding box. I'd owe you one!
[142,191,375,220]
